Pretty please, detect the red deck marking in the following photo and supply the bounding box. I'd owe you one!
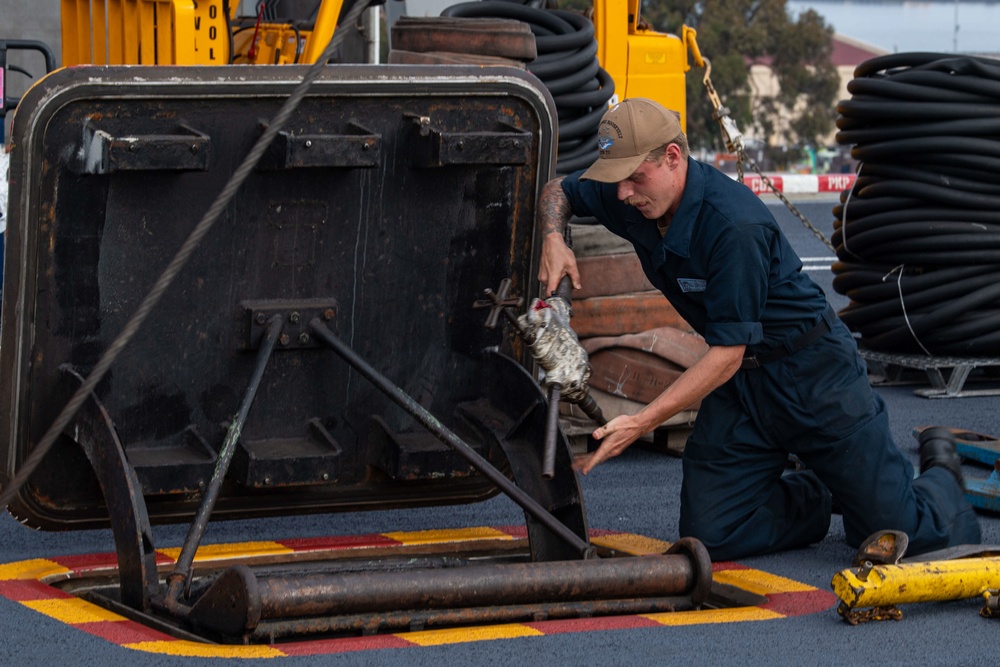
[51,552,174,572]
[760,590,837,617]
[277,534,401,551]
[586,528,624,537]
[495,525,529,538]
[0,528,840,656]
[0,579,73,601]
[77,619,176,644]
[278,635,416,655]
[525,615,663,634]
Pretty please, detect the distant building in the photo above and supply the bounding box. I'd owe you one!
[745,33,887,157]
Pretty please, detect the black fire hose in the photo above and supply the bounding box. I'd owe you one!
[831,52,1000,356]
[441,1,614,175]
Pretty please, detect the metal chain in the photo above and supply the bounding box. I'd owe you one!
[701,62,838,255]
[838,602,904,625]
[982,591,999,618]
[738,149,838,254]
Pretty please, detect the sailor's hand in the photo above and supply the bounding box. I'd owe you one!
[573,415,643,475]
[538,233,582,298]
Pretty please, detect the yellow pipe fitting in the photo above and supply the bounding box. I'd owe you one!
[832,557,1000,611]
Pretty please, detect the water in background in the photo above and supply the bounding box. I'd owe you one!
[787,1,1000,55]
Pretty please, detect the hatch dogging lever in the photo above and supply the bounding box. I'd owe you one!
[474,278,606,479]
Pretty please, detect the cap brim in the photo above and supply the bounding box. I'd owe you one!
[579,153,647,183]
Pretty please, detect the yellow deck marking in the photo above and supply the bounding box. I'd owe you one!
[402,623,544,646]
[0,528,835,657]
[591,533,671,555]
[714,568,816,595]
[158,540,294,562]
[382,526,514,545]
[24,597,125,624]
[124,640,284,658]
[0,558,69,581]
[644,606,784,625]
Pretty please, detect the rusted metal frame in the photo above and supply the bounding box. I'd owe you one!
[59,366,159,611]
[251,596,696,641]
[162,314,285,611]
[307,317,595,559]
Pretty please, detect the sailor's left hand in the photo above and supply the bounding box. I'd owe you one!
[573,415,644,475]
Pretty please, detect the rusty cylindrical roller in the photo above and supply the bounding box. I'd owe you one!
[187,538,712,636]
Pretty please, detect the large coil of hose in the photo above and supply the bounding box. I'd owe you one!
[441,1,614,175]
[831,52,1000,356]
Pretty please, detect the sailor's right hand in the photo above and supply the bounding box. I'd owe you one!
[538,232,582,298]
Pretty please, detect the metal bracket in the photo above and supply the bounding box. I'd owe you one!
[258,121,381,169]
[860,349,1000,398]
[242,299,338,350]
[408,115,531,167]
[78,121,211,173]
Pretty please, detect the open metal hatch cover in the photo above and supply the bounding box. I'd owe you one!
[0,65,744,643]
[0,64,573,532]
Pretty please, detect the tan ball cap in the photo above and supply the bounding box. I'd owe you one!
[580,98,683,183]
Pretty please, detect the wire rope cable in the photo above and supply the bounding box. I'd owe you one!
[0,0,375,514]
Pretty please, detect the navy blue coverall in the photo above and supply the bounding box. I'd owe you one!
[561,158,981,560]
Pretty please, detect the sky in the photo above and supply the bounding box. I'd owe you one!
[786,1,1000,55]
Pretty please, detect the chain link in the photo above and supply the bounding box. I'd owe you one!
[738,149,838,254]
[700,63,838,256]
[838,602,904,625]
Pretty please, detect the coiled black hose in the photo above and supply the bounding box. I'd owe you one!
[441,1,614,175]
[832,52,1000,356]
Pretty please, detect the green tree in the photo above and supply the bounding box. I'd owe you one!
[640,0,839,160]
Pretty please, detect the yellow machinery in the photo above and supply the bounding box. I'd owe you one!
[591,0,705,130]
[59,0,706,127]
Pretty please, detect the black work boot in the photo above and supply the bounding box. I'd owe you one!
[917,426,965,486]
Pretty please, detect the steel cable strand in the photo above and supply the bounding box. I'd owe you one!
[0,0,375,512]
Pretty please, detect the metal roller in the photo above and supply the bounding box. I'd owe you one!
[187,538,713,639]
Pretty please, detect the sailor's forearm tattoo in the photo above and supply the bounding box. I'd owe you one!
[539,177,571,237]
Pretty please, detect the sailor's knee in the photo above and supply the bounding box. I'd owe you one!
[679,516,742,560]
